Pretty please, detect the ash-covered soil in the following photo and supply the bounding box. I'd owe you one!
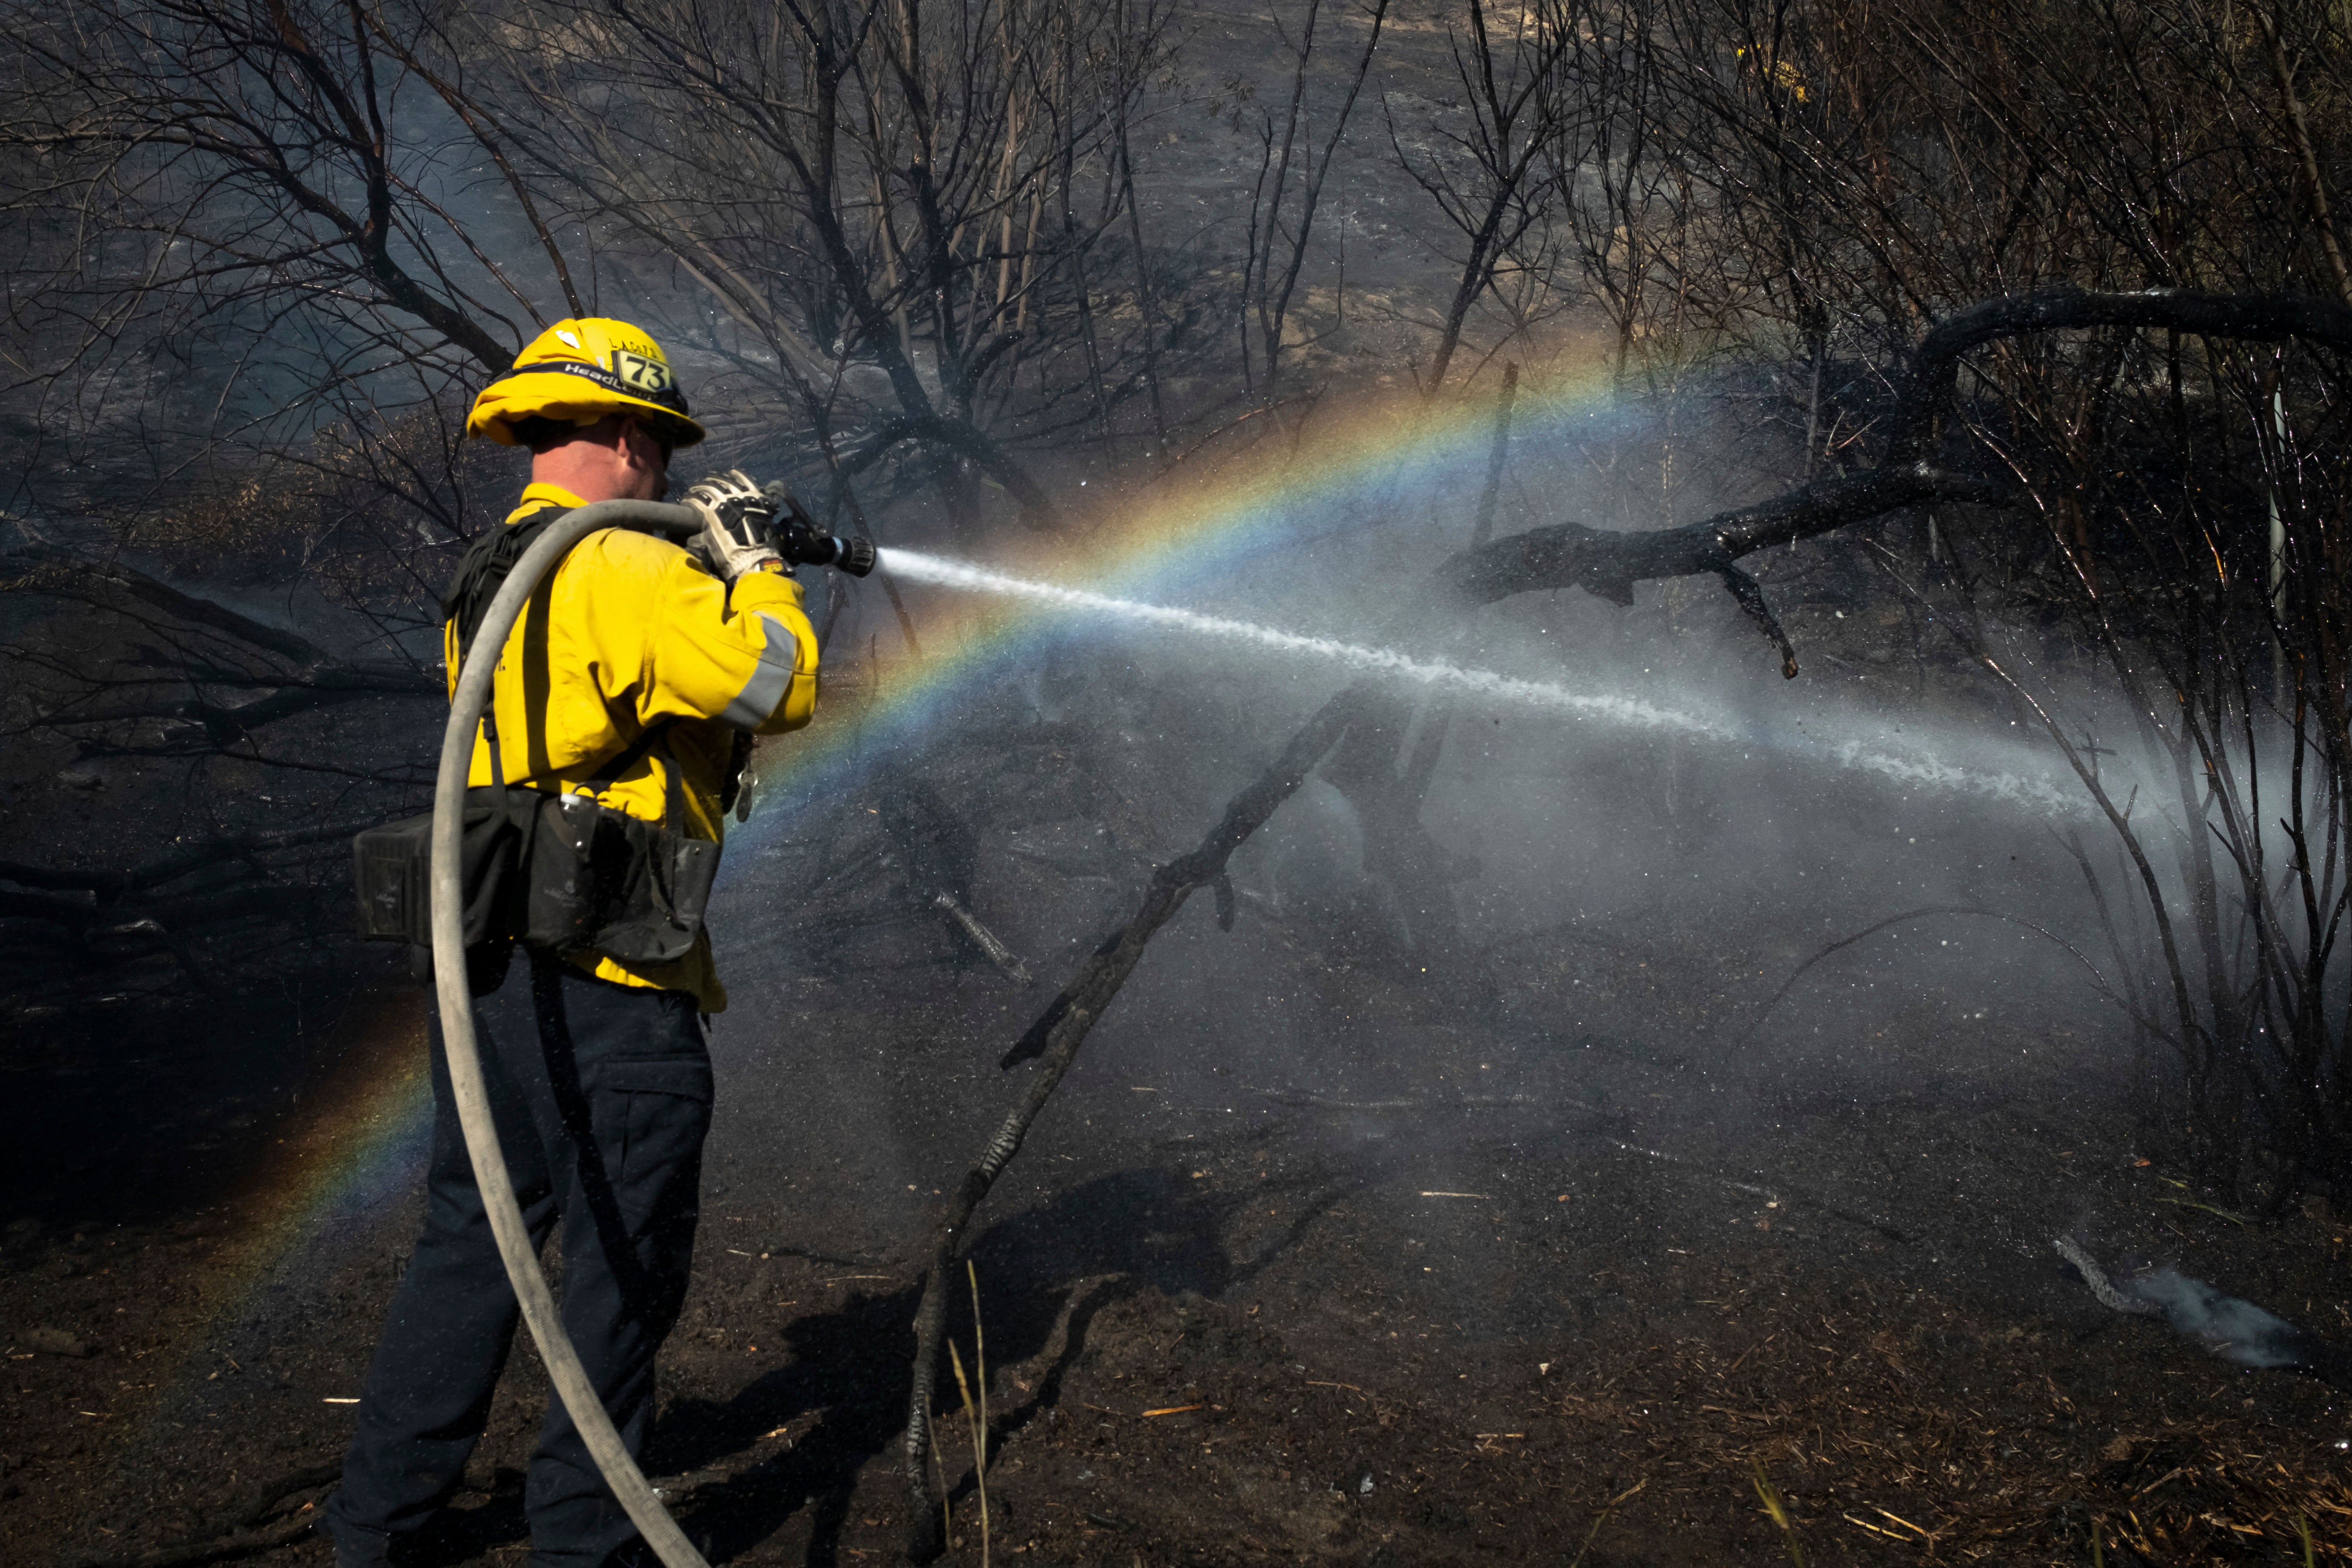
[6,631,2352,1568]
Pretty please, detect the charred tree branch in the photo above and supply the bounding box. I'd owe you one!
[1436,462,2012,609]
[1741,903,2161,1047]
[1716,563,1799,679]
[8,545,337,666]
[5,547,438,740]
[900,684,1374,1562]
[1435,286,2352,668]
[0,817,378,901]
[1886,287,2352,459]
[25,676,436,744]
[63,1461,341,1568]
[834,414,1060,529]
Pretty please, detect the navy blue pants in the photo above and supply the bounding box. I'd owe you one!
[328,952,712,1568]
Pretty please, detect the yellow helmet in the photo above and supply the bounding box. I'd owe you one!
[466,317,707,448]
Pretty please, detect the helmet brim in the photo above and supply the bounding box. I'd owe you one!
[466,370,707,449]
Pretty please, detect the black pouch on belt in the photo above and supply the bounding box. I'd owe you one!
[351,787,536,948]
[521,729,718,965]
[354,717,718,967]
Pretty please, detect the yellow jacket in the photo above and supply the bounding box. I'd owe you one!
[445,482,819,1009]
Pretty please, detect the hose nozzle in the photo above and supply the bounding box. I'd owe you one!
[760,482,876,576]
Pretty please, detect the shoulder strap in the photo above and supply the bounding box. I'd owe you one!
[445,506,574,795]
[448,505,699,834]
[441,506,573,668]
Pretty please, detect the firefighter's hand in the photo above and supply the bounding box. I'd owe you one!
[683,470,784,580]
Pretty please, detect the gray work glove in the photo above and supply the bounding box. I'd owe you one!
[682,469,783,581]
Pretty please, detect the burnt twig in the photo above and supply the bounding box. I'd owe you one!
[1608,1139,1911,1244]
[4,547,439,746]
[1741,904,2163,1045]
[1716,563,1799,678]
[931,893,1034,988]
[64,1461,340,1568]
[5,546,333,666]
[877,781,1035,987]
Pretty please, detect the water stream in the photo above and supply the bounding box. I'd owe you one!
[879,549,2100,819]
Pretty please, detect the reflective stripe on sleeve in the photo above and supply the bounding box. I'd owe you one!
[720,611,802,729]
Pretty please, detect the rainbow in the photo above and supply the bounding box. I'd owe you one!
[121,992,432,1452]
[141,358,1628,1431]
[732,357,1629,833]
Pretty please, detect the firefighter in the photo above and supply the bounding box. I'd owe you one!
[326,318,819,1568]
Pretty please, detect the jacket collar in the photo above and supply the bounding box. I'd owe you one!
[504,481,587,526]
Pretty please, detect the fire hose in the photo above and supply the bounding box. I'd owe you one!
[429,498,712,1568]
